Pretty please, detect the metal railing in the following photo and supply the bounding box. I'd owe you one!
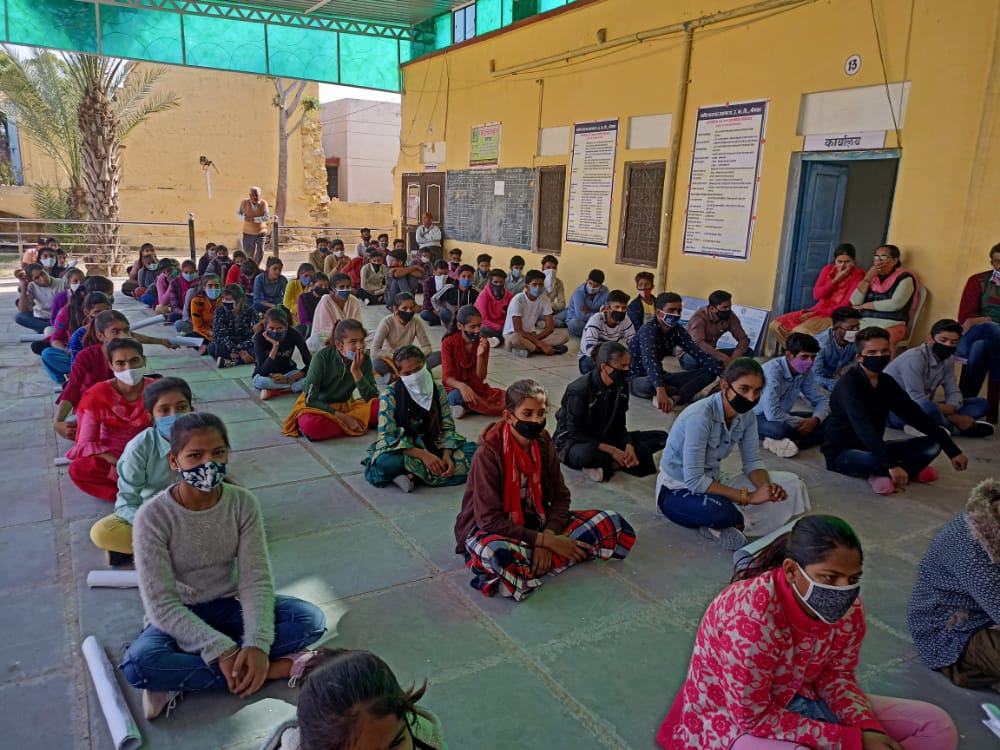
[271,221,395,257]
[0,215,197,269]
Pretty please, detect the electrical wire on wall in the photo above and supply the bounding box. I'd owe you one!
[869,0,903,148]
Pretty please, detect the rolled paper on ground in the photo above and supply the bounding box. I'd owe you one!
[130,314,165,330]
[168,335,204,347]
[19,333,46,342]
[87,569,139,588]
[81,635,142,750]
[732,520,797,570]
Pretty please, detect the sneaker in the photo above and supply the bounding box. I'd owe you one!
[868,475,895,495]
[216,356,233,369]
[105,550,134,568]
[915,466,939,483]
[902,424,925,437]
[143,689,180,720]
[699,526,748,551]
[581,467,604,483]
[551,344,569,355]
[762,437,799,458]
[961,421,996,438]
[511,348,529,358]
[487,336,500,348]
[451,404,466,420]
[363,298,371,306]
[392,474,414,493]
[259,389,274,401]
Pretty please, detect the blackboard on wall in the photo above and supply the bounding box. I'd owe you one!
[444,168,535,249]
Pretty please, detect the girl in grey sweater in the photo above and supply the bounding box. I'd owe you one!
[120,412,327,720]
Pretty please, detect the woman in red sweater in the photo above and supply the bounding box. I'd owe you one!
[657,515,957,750]
[453,378,635,601]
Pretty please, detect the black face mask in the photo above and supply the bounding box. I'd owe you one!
[931,342,956,361]
[396,310,415,324]
[726,387,756,414]
[513,419,545,441]
[221,300,235,311]
[861,354,891,373]
[609,310,627,323]
[464,330,481,342]
[715,309,732,321]
[490,284,505,300]
[604,366,629,386]
[314,288,330,297]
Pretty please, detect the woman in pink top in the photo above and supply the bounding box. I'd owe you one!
[657,515,957,750]
[66,338,152,502]
[770,244,863,347]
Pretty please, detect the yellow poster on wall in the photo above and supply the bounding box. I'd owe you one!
[470,122,501,168]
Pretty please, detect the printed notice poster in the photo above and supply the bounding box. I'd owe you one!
[566,119,619,246]
[470,122,501,168]
[682,100,768,261]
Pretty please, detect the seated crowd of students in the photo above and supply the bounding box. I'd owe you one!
[19,233,1000,748]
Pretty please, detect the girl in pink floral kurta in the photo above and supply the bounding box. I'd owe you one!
[657,515,957,750]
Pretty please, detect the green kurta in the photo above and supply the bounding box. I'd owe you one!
[302,346,378,409]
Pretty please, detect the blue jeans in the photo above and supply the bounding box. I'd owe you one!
[252,371,305,392]
[657,484,744,530]
[14,312,48,333]
[828,435,941,479]
[140,292,157,307]
[888,397,989,435]
[579,356,595,374]
[756,410,825,449]
[680,347,734,371]
[447,388,465,407]
[420,309,441,326]
[957,321,1000,397]
[552,309,568,328]
[174,320,193,335]
[629,368,716,404]
[120,595,326,693]
[40,347,71,383]
[567,317,587,337]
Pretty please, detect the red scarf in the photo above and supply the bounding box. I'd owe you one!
[500,422,545,527]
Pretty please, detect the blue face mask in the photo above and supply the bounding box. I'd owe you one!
[511,268,522,279]
[182,271,197,282]
[155,413,180,439]
[661,312,681,327]
[459,278,472,289]
[342,348,356,361]
[300,275,313,286]
[527,285,543,298]
[206,289,220,300]
[267,328,287,340]
[336,289,351,300]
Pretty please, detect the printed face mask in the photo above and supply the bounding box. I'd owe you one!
[660,312,681,327]
[114,366,146,387]
[179,460,227,492]
[794,562,861,624]
[991,269,1000,286]
[267,329,287,340]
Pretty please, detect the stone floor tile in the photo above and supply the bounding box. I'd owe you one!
[340,472,465,518]
[392,506,468,572]
[298,433,372,475]
[227,417,298,452]
[189,377,253,403]
[229,444,332,489]
[256,477,373,541]
[0,474,54,527]
[0,672,79,749]
[0,584,71,680]
[202,397,273,424]
[0,522,58,590]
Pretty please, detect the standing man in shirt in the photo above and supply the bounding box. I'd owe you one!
[821,326,968,495]
[682,290,751,369]
[237,186,270,263]
[629,292,722,413]
[754,333,829,457]
[955,243,1000,401]
[884,319,993,438]
[414,212,442,260]
[813,306,861,392]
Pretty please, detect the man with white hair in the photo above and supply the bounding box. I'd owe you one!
[237,186,270,263]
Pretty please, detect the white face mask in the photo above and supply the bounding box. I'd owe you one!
[543,267,556,292]
[843,329,858,343]
[69,283,81,293]
[41,257,56,268]
[113,366,146,386]
[333,250,344,258]
[401,367,435,410]
[434,275,446,292]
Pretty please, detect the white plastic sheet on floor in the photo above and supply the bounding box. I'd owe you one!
[87,569,139,588]
[81,635,142,750]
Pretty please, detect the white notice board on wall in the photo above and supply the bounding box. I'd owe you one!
[682,100,768,261]
[565,119,619,246]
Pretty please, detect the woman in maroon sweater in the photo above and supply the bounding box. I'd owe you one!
[453,378,635,601]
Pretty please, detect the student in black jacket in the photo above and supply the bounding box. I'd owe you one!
[554,342,668,483]
[821,326,968,495]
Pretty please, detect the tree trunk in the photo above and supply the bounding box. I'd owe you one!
[79,81,122,274]
[68,176,87,221]
[276,103,289,226]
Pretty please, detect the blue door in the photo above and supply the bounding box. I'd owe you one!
[786,162,848,311]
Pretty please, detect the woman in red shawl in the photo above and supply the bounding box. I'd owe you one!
[770,244,863,347]
[453,378,635,601]
[440,305,506,418]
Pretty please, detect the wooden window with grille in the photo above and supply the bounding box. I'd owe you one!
[535,166,566,253]
[618,161,665,266]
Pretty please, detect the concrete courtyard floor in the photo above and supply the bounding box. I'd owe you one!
[0,277,998,749]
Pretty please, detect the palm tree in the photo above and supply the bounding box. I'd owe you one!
[0,47,179,271]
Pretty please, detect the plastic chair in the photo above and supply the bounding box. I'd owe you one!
[893,284,928,354]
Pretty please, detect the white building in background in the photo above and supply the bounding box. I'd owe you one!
[321,99,400,204]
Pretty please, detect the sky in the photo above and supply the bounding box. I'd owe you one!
[318,84,401,103]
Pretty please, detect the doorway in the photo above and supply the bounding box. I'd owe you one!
[401,172,445,259]
[777,151,899,315]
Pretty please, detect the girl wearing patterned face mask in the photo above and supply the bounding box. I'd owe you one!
[121,412,327,721]
[64,338,152,503]
[657,515,958,750]
[89,377,194,567]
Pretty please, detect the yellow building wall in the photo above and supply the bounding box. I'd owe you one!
[6,65,323,254]
[395,0,1000,340]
